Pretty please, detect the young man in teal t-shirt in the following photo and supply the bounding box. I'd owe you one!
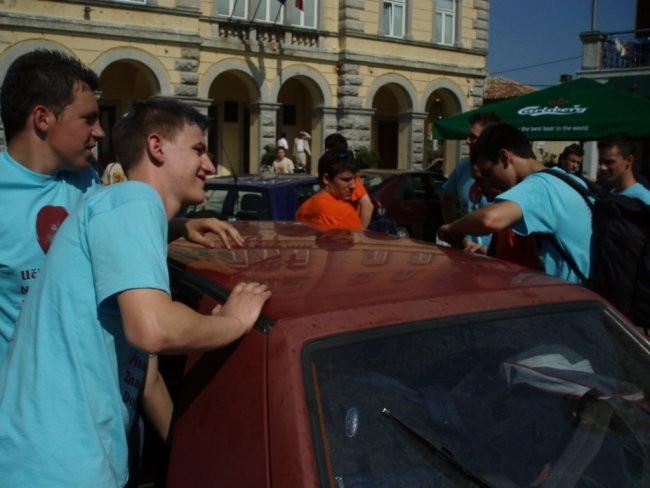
[0,96,271,486]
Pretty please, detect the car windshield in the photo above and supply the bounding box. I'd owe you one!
[304,304,650,487]
[186,188,270,221]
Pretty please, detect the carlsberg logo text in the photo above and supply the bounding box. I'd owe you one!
[518,105,588,117]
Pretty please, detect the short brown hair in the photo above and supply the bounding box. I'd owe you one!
[112,97,209,172]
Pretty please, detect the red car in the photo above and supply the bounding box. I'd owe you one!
[163,222,650,487]
[361,169,447,241]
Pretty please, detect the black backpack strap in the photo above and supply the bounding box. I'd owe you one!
[539,169,597,210]
[536,170,595,287]
[542,234,591,287]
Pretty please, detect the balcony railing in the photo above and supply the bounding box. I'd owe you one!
[216,18,320,48]
[602,29,650,69]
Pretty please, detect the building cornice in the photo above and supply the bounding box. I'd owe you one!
[0,12,201,46]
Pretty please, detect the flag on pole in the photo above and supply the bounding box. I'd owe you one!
[295,0,303,10]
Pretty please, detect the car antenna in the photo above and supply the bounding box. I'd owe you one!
[221,145,238,183]
[228,162,238,183]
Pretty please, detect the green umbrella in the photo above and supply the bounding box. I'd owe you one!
[434,78,650,140]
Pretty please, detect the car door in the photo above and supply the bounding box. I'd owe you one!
[390,174,438,241]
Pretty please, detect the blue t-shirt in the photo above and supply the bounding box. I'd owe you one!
[616,182,650,205]
[0,181,170,487]
[0,150,99,364]
[442,157,491,247]
[495,168,592,284]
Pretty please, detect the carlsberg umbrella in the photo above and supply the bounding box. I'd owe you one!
[434,78,650,140]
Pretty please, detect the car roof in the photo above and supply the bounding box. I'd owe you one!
[360,169,441,176]
[204,173,318,189]
[168,221,600,324]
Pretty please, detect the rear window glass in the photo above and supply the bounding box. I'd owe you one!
[304,304,650,487]
[294,183,319,207]
[186,189,271,221]
[361,172,392,192]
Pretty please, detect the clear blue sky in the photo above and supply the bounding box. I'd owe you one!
[487,0,637,88]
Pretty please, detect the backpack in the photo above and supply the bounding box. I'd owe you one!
[541,169,650,329]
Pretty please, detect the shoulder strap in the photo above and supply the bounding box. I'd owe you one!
[539,169,596,210]
[541,234,591,286]
[536,170,593,286]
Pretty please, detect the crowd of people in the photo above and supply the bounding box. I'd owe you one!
[0,48,649,487]
[437,120,650,284]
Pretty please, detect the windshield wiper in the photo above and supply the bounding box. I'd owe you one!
[381,407,495,488]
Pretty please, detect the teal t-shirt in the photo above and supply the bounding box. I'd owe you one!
[442,157,492,247]
[617,182,650,205]
[0,150,99,364]
[495,168,592,284]
[0,181,170,487]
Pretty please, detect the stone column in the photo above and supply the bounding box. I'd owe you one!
[580,31,607,71]
[336,60,372,151]
[339,0,364,33]
[338,107,374,152]
[318,106,339,140]
[309,106,338,172]
[406,111,428,170]
[174,48,200,97]
[250,102,281,173]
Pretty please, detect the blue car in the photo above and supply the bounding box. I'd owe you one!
[185,173,320,221]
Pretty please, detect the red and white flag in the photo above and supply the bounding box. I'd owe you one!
[295,0,303,10]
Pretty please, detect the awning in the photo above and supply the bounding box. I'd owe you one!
[434,78,650,140]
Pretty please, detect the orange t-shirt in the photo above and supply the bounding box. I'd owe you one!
[351,175,368,211]
[295,192,363,231]
[490,229,541,270]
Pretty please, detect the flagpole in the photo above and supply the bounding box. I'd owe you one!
[227,0,240,22]
[249,0,264,25]
[273,1,284,26]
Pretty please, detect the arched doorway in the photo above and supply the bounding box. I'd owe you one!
[425,88,462,175]
[97,61,159,167]
[277,76,323,174]
[371,83,411,169]
[207,71,257,175]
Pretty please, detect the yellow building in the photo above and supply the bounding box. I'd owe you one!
[0,0,489,174]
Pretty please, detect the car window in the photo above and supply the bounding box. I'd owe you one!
[294,183,320,206]
[361,172,392,192]
[186,189,270,220]
[424,173,446,195]
[304,304,650,487]
[410,175,428,199]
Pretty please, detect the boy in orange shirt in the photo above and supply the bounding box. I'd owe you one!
[296,150,363,231]
[323,133,373,228]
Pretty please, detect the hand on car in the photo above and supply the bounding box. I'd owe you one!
[180,218,245,249]
[436,224,465,249]
[463,240,488,255]
[217,282,271,332]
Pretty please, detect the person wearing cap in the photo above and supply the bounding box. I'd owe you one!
[293,130,311,171]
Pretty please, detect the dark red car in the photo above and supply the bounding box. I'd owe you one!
[164,222,650,487]
[361,169,447,241]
